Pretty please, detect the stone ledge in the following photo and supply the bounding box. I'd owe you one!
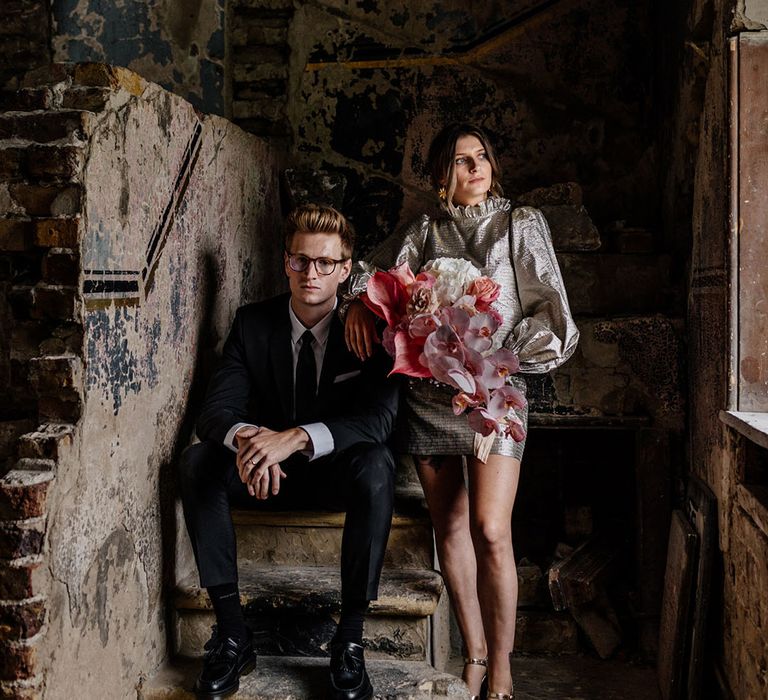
[175,566,443,618]
[139,656,470,700]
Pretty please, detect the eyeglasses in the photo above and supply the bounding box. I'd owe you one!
[285,252,348,276]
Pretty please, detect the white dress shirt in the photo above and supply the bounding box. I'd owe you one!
[223,301,336,460]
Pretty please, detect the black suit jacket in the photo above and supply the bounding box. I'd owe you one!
[196,294,399,454]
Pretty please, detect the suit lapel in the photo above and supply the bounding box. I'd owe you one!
[268,297,294,421]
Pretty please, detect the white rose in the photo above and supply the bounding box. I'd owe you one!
[422,257,482,305]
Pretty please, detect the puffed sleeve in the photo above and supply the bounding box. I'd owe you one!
[506,207,579,373]
[345,215,431,299]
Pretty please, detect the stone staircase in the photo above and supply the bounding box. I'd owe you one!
[142,477,470,699]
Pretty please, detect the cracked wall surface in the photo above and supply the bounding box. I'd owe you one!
[0,66,282,697]
[279,0,656,244]
[50,0,227,116]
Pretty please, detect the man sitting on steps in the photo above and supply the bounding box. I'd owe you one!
[179,203,398,699]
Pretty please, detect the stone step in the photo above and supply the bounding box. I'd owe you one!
[174,567,443,661]
[233,509,433,569]
[140,656,470,700]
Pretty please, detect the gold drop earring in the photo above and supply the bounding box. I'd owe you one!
[438,186,447,202]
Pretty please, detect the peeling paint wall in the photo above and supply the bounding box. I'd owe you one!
[50,0,228,116]
[34,71,281,698]
[276,0,656,241]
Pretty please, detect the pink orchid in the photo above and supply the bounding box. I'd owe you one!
[463,312,500,353]
[503,412,527,442]
[489,385,527,413]
[452,391,481,415]
[409,313,440,338]
[437,306,471,336]
[425,355,476,393]
[487,347,521,378]
[423,324,466,364]
[467,408,504,437]
[452,294,478,316]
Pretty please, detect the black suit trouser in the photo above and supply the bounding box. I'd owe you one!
[179,439,395,602]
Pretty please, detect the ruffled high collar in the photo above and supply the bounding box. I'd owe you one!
[443,196,510,220]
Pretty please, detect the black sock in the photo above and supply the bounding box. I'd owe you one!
[334,599,369,645]
[208,582,247,641]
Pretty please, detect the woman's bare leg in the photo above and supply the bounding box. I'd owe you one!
[467,454,521,695]
[416,456,487,695]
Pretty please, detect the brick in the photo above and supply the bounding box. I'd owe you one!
[0,89,52,112]
[0,675,43,700]
[0,470,53,520]
[9,184,81,217]
[0,112,89,143]
[0,520,44,559]
[16,423,74,461]
[32,218,79,248]
[7,286,33,320]
[61,87,111,112]
[234,62,288,83]
[0,634,42,680]
[28,354,82,396]
[0,222,32,253]
[0,597,45,640]
[0,148,25,180]
[0,556,45,601]
[233,98,286,121]
[30,284,79,321]
[41,248,78,285]
[36,396,81,423]
[234,79,288,99]
[234,46,288,65]
[0,422,34,463]
[26,145,84,180]
[232,25,288,47]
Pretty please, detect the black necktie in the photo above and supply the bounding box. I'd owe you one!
[295,329,317,422]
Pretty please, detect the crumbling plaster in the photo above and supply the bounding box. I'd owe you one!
[36,76,282,697]
[285,0,655,240]
[51,0,227,116]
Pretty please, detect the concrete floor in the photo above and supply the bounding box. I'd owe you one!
[446,654,661,700]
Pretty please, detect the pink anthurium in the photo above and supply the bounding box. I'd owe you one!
[390,329,431,378]
[364,271,408,327]
[389,260,416,288]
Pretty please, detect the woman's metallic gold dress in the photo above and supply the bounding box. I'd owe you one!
[347,197,579,460]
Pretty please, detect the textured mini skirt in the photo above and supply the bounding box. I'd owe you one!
[395,375,528,461]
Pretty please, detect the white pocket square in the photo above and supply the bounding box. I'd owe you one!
[334,370,361,383]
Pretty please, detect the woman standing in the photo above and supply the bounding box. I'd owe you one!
[344,123,579,699]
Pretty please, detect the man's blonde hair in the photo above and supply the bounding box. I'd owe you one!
[285,204,355,258]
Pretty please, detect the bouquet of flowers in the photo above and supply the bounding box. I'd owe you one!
[362,257,526,443]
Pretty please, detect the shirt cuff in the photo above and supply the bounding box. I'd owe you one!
[299,422,334,460]
[224,422,258,452]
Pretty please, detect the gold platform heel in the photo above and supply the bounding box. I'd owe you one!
[487,690,514,700]
[463,656,488,700]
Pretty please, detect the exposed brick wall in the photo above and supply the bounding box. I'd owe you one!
[0,1,51,91]
[231,0,293,148]
[0,62,282,697]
